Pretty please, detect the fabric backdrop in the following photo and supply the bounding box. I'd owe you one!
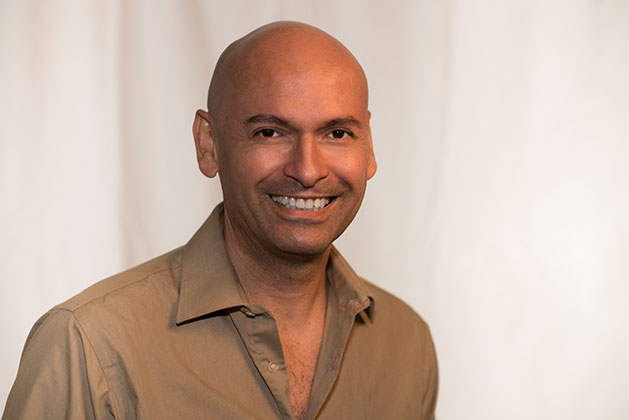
[1,1,628,418]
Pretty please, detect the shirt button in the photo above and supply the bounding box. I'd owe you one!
[240,307,256,317]
[268,362,280,372]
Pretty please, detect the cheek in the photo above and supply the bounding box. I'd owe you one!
[326,147,371,188]
[230,147,287,185]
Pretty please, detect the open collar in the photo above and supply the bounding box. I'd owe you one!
[175,202,374,325]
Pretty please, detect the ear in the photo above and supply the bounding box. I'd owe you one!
[193,109,219,178]
[366,111,377,180]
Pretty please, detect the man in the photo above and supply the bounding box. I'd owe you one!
[4,22,437,419]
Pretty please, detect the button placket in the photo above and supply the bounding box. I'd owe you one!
[229,307,293,419]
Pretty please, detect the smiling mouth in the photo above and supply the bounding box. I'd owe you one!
[269,195,334,211]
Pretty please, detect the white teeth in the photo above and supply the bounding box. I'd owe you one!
[270,195,331,211]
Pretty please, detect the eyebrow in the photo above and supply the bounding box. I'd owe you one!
[244,114,290,126]
[243,114,362,130]
[320,117,362,130]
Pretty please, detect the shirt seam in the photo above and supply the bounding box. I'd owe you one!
[62,264,183,371]
[57,263,183,312]
[54,307,122,418]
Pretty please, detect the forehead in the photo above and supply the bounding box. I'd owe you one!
[244,65,363,113]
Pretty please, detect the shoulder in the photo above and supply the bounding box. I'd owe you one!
[42,247,185,364]
[56,247,184,313]
[360,278,438,372]
[19,246,185,364]
[363,279,431,334]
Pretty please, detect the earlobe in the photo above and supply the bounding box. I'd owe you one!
[367,153,377,180]
[366,111,377,180]
[193,109,219,178]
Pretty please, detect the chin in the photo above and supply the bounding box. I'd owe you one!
[271,235,336,259]
[277,244,330,259]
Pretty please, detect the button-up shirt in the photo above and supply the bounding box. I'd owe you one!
[4,203,438,419]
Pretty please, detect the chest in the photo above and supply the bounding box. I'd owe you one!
[281,336,323,419]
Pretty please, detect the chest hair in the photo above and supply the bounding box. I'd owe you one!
[282,336,322,420]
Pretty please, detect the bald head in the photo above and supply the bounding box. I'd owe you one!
[207,21,368,122]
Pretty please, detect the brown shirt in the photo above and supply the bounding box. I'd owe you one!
[4,204,438,420]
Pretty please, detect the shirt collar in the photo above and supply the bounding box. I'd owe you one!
[326,247,374,321]
[176,203,247,324]
[176,202,374,325]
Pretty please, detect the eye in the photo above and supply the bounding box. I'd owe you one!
[255,128,280,138]
[328,129,351,139]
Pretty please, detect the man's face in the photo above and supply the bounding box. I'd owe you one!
[197,33,376,259]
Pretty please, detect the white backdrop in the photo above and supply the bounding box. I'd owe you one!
[2,1,628,419]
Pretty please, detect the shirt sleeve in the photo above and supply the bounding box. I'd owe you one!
[3,308,116,420]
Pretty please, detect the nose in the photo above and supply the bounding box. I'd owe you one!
[283,135,329,188]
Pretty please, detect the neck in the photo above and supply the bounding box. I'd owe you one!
[222,217,330,327]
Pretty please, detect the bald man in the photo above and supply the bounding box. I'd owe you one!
[4,22,438,420]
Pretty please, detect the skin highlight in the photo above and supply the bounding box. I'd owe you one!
[192,21,376,420]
